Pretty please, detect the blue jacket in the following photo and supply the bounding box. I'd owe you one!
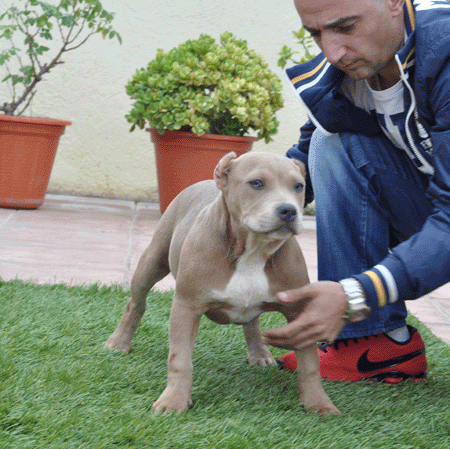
[285,0,450,309]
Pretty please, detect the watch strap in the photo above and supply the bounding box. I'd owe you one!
[339,278,371,322]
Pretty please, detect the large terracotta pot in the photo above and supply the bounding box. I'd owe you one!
[0,115,71,209]
[148,129,257,213]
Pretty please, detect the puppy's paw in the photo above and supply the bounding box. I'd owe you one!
[304,401,341,416]
[247,346,277,366]
[300,391,341,416]
[152,388,193,414]
[104,334,131,354]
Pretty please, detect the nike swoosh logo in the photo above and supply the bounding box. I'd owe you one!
[357,348,425,373]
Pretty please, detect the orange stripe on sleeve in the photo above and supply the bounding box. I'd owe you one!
[364,270,388,307]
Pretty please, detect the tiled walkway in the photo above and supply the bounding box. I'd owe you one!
[1,194,449,344]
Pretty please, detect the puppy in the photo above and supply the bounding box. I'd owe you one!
[106,151,339,415]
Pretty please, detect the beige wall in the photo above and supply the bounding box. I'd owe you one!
[1,0,310,201]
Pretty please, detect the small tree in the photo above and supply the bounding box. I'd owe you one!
[0,0,121,116]
[278,27,316,69]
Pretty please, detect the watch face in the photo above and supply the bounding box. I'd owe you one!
[351,305,371,322]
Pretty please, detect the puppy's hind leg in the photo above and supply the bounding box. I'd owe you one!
[243,317,277,366]
[105,229,171,354]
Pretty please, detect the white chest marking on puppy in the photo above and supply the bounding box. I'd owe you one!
[212,251,277,324]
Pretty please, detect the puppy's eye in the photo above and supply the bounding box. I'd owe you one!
[248,179,265,190]
[294,182,304,193]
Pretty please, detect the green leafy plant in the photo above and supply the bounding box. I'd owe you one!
[0,0,122,116]
[125,32,284,143]
[278,27,316,69]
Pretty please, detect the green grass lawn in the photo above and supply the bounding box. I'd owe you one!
[1,279,450,449]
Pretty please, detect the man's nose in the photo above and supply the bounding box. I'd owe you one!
[320,32,347,65]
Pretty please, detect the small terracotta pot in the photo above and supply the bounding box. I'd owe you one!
[0,115,71,209]
[148,129,257,213]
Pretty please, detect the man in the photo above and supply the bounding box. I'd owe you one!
[263,0,450,382]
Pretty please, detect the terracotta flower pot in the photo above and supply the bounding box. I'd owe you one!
[0,115,71,209]
[148,129,257,213]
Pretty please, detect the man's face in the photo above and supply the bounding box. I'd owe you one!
[294,0,405,81]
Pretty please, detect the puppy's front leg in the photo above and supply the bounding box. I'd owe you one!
[152,296,202,414]
[295,345,341,415]
[280,309,340,415]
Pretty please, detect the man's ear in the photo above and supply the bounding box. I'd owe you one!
[388,0,405,17]
[214,151,237,190]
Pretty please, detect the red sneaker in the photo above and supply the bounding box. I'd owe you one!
[278,325,427,383]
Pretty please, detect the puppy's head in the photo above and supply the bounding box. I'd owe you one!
[214,151,306,239]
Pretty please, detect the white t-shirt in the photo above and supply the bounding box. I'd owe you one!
[339,76,434,175]
[340,76,409,152]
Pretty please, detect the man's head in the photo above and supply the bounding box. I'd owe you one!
[294,0,405,84]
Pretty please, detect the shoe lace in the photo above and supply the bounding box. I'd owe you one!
[318,335,374,353]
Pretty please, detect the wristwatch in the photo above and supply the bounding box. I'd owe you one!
[339,278,371,322]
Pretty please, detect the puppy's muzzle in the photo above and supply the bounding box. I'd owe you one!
[277,203,298,223]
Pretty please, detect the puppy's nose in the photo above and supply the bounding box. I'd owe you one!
[276,204,298,222]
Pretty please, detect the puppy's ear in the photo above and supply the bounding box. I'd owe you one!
[214,151,237,189]
[292,159,307,179]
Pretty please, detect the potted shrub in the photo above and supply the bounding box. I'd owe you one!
[125,31,283,212]
[0,0,121,209]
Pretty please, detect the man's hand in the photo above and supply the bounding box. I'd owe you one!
[263,281,348,351]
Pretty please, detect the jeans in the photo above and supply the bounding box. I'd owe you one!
[309,129,433,339]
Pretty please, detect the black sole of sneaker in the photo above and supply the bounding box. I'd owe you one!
[366,371,427,384]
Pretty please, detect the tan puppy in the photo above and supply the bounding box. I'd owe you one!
[105,151,339,415]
